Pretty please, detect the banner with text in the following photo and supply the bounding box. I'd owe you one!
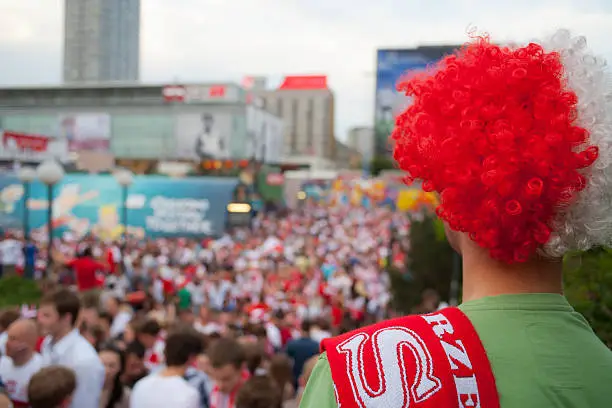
[0,175,237,239]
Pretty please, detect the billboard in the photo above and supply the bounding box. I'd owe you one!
[57,113,111,152]
[0,175,238,239]
[374,47,457,156]
[162,84,241,103]
[0,130,69,162]
[278,75,328,90]
[246,107,283,163]
[175,112,233,160]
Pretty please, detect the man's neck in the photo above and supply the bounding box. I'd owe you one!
[461,250,563,303]
[12,350,34,367]
[52,327,74,345]
[159,365,187,378]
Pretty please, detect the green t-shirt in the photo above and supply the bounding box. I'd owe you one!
[177,287,192,310]
[300,294,612,407]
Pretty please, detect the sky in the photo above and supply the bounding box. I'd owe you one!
[1,0,612,141]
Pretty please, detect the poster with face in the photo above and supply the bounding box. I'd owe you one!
[175,112,233,160]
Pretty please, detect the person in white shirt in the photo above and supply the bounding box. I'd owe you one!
[102,296,132,339]
[0,235,23,277]
[37,289,105,408]
[0,319,43,407]
[131,327,202,408]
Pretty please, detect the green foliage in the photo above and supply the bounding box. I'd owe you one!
[390,212,456,314]
[564,248,612,346]
[369,155,396,176]
[0,276,42,308]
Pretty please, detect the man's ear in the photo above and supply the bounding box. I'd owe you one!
[65,312,76,328]
[61,394,74,408]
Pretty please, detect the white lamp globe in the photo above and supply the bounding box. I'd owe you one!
[17,167,37,183]
[36,160,65,186]
[114,169,134,187]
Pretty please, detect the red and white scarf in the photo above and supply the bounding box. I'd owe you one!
[323,307,500,408]
[210,369,250,408]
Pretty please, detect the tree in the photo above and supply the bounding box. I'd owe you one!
[564,248,612,346]
[369,155,396,176]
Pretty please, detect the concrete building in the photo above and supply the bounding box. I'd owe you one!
[250,75,336,166]
[334,140,362,170]
[0,83,282,165]
[347,126,374,161]
[63,0,140,83]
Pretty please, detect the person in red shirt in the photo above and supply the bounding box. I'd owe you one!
[65,247,107,292]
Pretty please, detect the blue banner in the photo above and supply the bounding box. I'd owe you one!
[0,174,238,239]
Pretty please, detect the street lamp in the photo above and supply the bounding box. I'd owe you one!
[17,167,36,240]
[36,159,64,272]
[114,168,134,242]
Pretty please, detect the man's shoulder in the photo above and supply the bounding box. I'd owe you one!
[134,374,197,395]
[28,353,44,369]
[0,356,11,372]
[132,374,154,391]
[321,314,425,351]
[69,336,103,367]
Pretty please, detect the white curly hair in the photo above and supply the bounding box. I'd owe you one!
[540,29,612,257]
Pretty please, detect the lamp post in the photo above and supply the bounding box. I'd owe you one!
[114,169,134,243]
[17,167,36,240]
[36,160,64,273]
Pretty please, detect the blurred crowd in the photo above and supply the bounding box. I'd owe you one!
[0,202,413,408]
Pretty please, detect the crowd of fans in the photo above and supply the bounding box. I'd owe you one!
[0,202,413,408]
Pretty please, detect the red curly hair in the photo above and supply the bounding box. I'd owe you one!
[391,36,599,263]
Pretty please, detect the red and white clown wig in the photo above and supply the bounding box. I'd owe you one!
[392,29,612,263]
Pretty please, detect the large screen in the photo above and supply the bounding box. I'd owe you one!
[374,46,457,156]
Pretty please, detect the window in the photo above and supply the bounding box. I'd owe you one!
[306,99,314,148]
[291,99,299,154]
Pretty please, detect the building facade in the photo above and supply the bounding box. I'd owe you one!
[251,75,336,162]
[347,126,374,161]
[334,140,362,170]
[64,0,140,82]
[0,83,282,164]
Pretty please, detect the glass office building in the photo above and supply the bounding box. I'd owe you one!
[0,83,283,163]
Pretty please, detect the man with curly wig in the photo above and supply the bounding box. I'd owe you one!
[300,29,612,408]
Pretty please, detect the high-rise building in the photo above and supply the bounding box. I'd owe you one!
[251,75,335,163]
[63,0,140,83]
[347,126,374,161]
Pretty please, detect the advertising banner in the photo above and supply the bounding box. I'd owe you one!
[57,113,111,152]
[175,113,233,160]
[0,175,237,239]
[0,130,69,162]
[162,84,241,103]
[278,75,328,90]
[374,47,456,156]
[329,177,438,211]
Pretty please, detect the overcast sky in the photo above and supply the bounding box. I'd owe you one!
[1,0,612,140]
